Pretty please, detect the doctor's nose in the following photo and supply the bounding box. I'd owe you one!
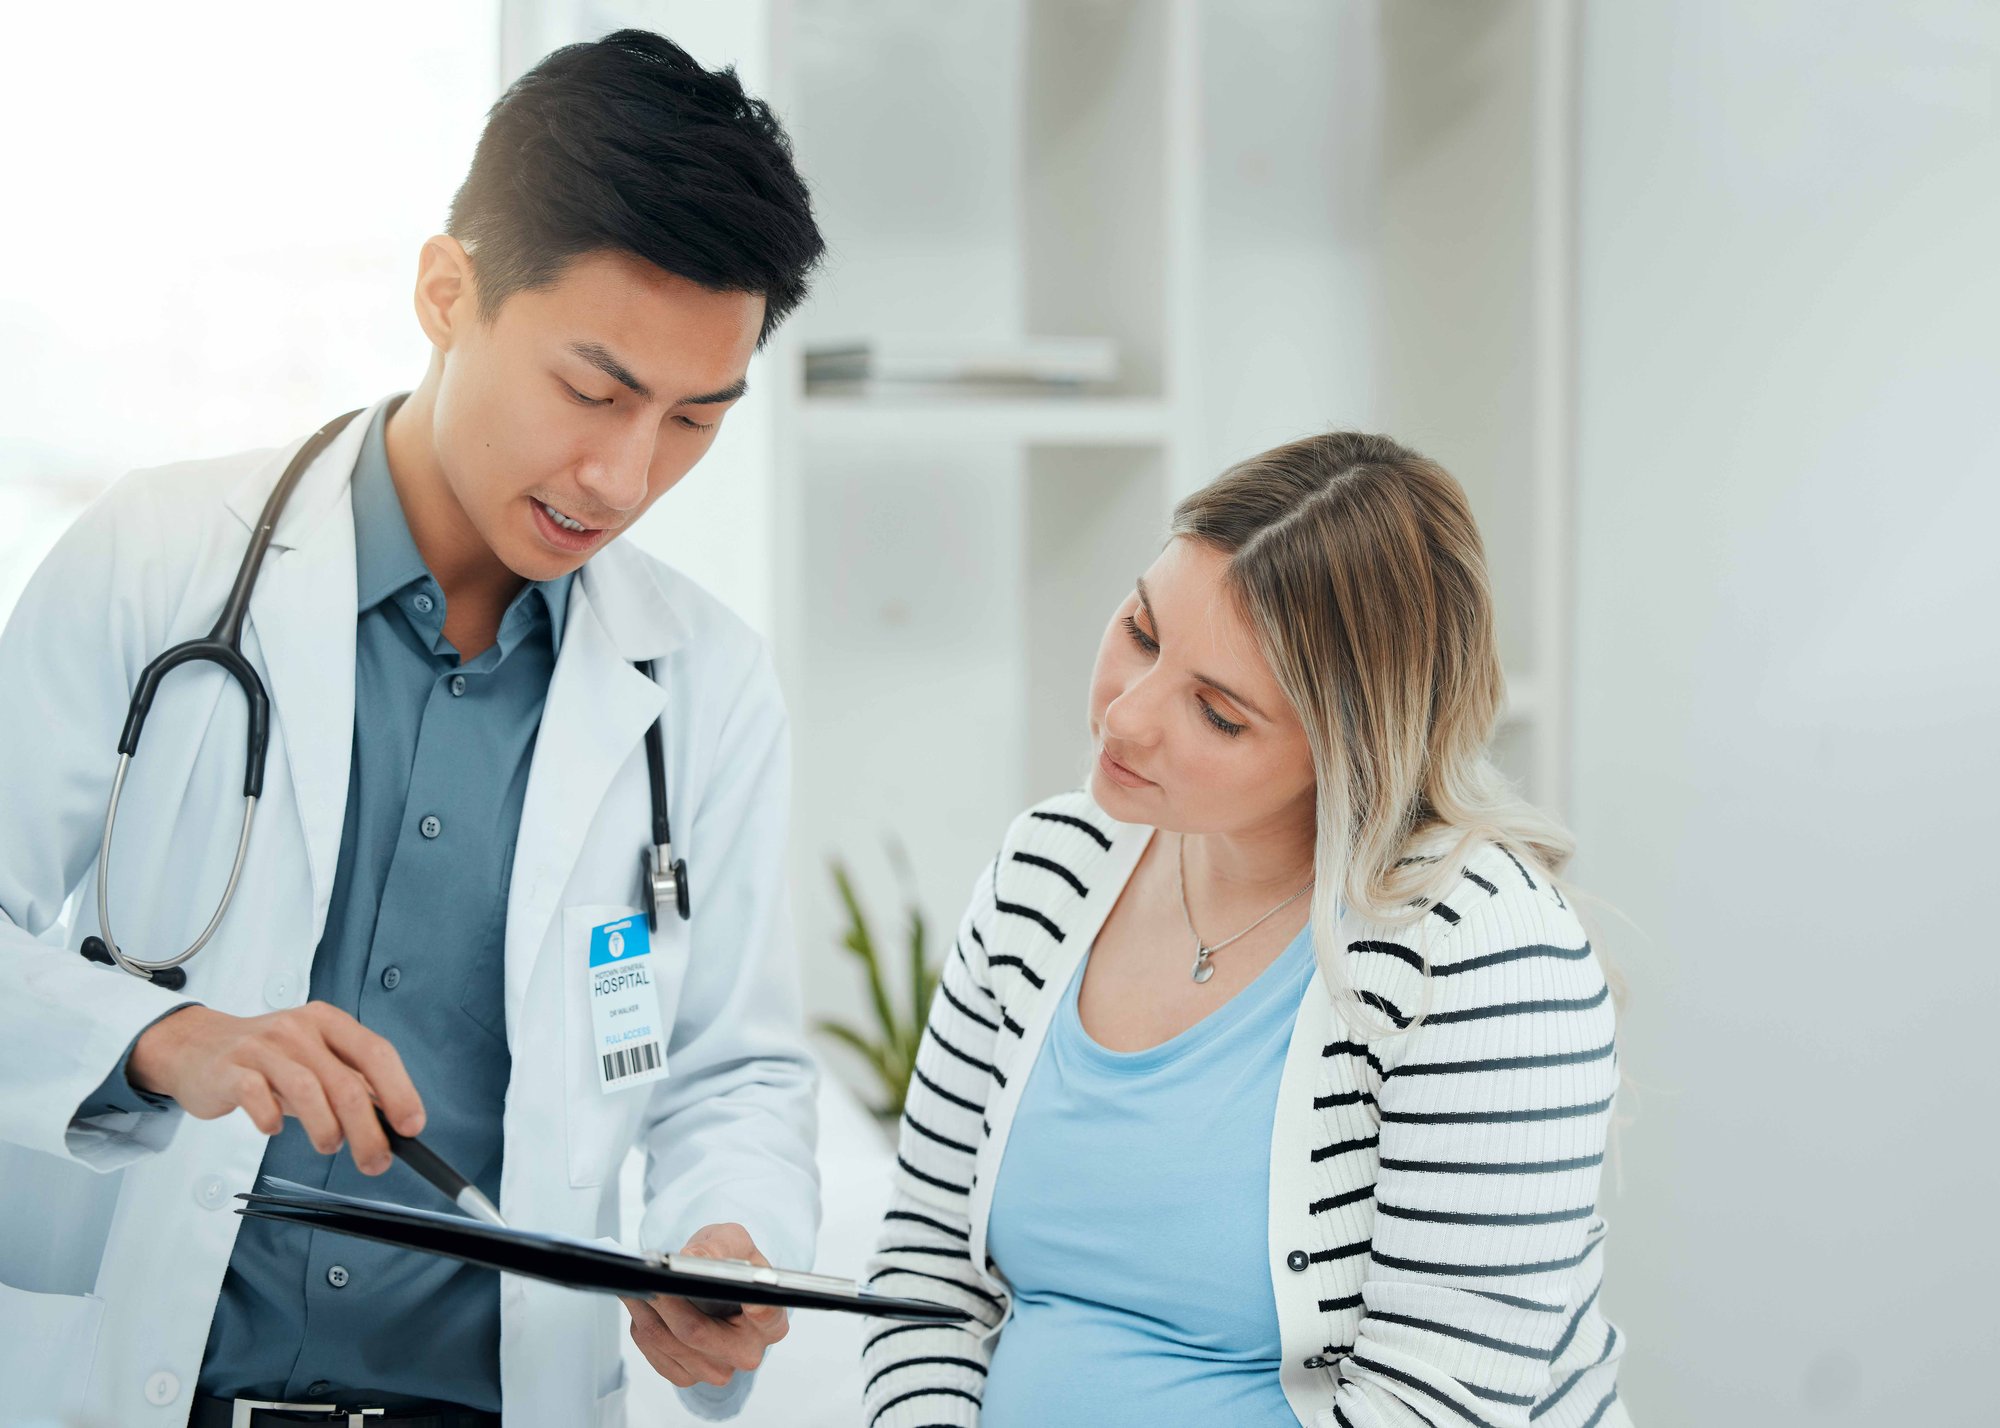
[573,428,657,516]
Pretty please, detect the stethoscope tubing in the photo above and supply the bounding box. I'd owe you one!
[87,407,692,988]
[93,411,360,978]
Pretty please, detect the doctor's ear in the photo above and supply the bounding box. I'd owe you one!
[411,234,478,350]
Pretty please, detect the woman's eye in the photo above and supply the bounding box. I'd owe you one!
[1122,612,1158,655]
[1201,701,1246,738]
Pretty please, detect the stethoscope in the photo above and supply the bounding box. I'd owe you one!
[79,409,689,992]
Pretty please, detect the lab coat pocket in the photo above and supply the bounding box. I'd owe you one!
[592,1360,630,1428]
[0,1274,104,1422]
[561,905,688,1188]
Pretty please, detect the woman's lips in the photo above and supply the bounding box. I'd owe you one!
[1097,746,1152,788]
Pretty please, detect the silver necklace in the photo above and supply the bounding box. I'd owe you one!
[1175,833,1314,983]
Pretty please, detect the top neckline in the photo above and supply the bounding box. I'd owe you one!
[1060,919,1316,1074]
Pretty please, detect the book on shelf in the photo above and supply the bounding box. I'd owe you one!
[805,335,1118,389]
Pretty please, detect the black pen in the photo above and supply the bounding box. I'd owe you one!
[374,1107,507,1227]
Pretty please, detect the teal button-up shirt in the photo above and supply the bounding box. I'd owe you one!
[190,396,570,1409]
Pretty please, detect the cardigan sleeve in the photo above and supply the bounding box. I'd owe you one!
[1331,879,1620,1428]
[859,854,1011,1428]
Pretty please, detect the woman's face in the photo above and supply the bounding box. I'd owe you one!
[1086,537,1317,839]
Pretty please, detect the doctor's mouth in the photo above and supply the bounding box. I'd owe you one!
[529,494,617,554]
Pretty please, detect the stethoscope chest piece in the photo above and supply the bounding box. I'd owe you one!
[643,846,690,933]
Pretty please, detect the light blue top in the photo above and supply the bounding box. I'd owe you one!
[981,922,1316,1428]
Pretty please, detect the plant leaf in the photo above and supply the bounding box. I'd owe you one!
[903,904,930,1070]
[814,1019,900,1106]
[832,863,899,1049]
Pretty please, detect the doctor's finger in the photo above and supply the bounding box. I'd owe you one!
[624,1298,729,1387]
[648,1294,769,1371]
[264,1057,344,1156]
[319,1011,426,1136]
[231,1069,283,1137]
[299,1044,393,1175]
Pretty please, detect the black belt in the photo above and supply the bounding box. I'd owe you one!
[190,1394,501,1428]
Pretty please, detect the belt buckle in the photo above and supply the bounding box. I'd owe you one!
[229,1401,386,1428]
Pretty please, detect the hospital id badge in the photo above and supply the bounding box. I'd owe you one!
[587,915,670,1093]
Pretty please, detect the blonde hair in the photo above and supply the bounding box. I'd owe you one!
[1171,431,1578,1039]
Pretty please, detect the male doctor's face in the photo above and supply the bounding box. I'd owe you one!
[422,242,765,584]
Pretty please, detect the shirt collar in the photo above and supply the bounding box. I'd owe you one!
[350,394,572,654]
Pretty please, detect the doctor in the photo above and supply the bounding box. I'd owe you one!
[0,30,824,1428]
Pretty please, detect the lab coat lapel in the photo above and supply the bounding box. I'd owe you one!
[503,545,682,1041]
[224,406,375,936]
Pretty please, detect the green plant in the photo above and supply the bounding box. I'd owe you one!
[815,849,938,1121]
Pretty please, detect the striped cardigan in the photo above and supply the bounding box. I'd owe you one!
[861,790,1629,1428]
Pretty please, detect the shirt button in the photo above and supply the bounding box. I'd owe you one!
[413,592,435,614]
[263,971,299,1008]
[1286,1249,1310,1273]
[380,966,402,991]
[1303,1355,1327,1370]
[193,1174,227,1210]
[327,1264,350,1289]
[144,1370,180,1405]
[420,814,442,839]
[308,1380,332,1397]
[450,674,467,697]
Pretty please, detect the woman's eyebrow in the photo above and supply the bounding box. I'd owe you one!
[1135,576,1270,721]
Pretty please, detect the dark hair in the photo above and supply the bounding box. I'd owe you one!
[446,29,824,346]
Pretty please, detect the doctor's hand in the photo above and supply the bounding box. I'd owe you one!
[620,1223,791,1389]
[127,1001,426,1175]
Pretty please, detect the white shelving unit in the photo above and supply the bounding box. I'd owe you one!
[767,0,1209,1031]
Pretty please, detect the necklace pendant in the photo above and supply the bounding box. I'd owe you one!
[1191,947,1216,984]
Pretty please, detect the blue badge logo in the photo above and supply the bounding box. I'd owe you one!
[589,917,650,968]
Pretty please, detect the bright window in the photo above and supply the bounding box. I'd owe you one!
[0,0,499,620]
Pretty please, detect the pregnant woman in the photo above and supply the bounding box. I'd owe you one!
[861,432,1628,1427]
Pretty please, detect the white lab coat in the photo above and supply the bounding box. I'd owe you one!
[0,399,820,1427]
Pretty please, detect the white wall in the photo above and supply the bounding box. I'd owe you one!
[1571,3,1999,1422]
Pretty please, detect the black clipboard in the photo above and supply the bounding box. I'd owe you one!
[235,1177,965,1324]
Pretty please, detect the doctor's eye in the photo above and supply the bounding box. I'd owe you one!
[562,381,613,407]
[673,414,715,432]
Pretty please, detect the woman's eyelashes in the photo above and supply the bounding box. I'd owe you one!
[1122,612,1247,738]
[1202,702,1247,738]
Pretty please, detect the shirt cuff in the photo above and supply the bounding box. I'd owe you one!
[72,1003,198,1120]
[675,1371,757,1421]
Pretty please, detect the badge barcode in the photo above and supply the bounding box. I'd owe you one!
[602,1041,663,1082]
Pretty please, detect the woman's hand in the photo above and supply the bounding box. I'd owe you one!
[622,1223,791,1388]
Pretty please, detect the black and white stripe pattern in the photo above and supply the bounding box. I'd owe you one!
[862,791,1627,1428]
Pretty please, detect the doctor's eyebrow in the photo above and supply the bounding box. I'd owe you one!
[1134,576,1271,721]
[565,341,749,407]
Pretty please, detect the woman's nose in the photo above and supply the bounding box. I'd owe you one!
[1100,680,1158,745]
